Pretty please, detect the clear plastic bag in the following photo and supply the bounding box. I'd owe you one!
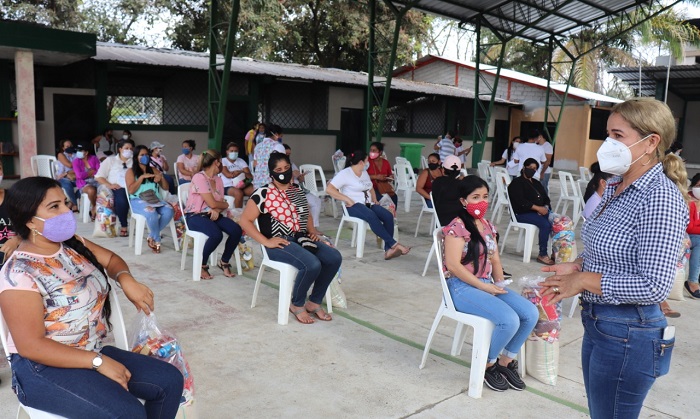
[129,312,194,405]
[93,185,117,238]
[328,269,347,308]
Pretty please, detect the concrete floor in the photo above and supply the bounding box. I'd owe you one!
[0,178,696,418]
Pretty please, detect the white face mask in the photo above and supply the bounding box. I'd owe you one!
[122,134,129,140]
[121,149,133,159]
[76,151,85,159]
[512,143,519,150]
[228,152,238,160]
[692,187,700,198]
[596,135,651,176]
[0,175,3,183]
[363,162,370,171]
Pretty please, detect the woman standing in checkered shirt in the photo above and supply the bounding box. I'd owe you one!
[539,98,689,418]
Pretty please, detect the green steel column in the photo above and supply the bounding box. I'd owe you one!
[374,5,407,144]
[543,36,576,146]
[207,0,219,142]
[365,0,376,149]
[95,62,108,130]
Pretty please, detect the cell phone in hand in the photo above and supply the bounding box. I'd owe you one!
[0,251,5,266]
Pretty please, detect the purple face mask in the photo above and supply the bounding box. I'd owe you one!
[34,211,77,243]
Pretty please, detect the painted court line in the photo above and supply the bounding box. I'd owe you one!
[239,271,589,415]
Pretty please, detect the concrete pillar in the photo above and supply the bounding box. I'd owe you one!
[14,50,37,178]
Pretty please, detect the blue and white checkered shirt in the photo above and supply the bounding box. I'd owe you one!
[580,163,688,305]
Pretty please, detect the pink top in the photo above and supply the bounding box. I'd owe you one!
[184,172,225,214]
[441,217,498,279]
[72,155,101,189]
[0,244,109,353]
[176,154,201,181]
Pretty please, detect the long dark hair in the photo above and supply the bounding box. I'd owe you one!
[584,162,613,202]
[346,150,367,168]
[457,176,489,274]
[5,177,112,329]
[506,136,521,161]
[131,145,154,182]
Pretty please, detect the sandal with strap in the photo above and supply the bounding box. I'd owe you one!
[536,255,555,266]
[217,260,235,278]
[306,305,332,321]
[289,306,314,324]
[200,265,213,280]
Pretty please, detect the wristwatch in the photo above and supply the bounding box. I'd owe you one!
[92,352,103,370]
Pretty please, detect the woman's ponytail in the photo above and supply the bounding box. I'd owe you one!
[662,152,689,202]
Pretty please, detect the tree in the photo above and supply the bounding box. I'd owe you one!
[0,0,82,29]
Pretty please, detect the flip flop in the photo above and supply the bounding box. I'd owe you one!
[306,306,332,321]
[289,307,314,324]
[536,255,555,266]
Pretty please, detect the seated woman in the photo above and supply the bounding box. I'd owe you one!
[415,153,442,208]
[0,177,183,418]
[490,136,522,177]
[149,141,177,195]
[507,158,554,265]
[95,139,135,237]
[326,150,410,260]
[220,142,254,208]
[366,141,397,206]
[240,153,342,324]
[442,175,537,392]
[582,162,613,220]
[72,144,100,221]
[126,145,175,254]
[176,139,201,185]
[432,155,464,226]
[184,150,243,279]
[55,139,78,211]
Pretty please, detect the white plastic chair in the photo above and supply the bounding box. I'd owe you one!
[500,186,539,263]
[177,184,241,281]
[30,155,57,178]
[421,192,441,277]
[490,172,511,224]
[554,171,582,226]
[419,229,495,399]
[251,222,332,325]
[126,189,180,255]
[414,192,437,237]
[332,156,346,174]
[334,204,370,258]
[579,166,591,182]
[394,162,416,213]
[395,156,411,168]
[0,280,136,419]
[477,161,494,191]
[420,155,429,170]
[299,164,336,219]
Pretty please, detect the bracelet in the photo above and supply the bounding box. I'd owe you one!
[112,270,132,286]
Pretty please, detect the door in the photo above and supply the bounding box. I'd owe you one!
[340,108,364,154]
[223,101,248,156]
[53,94,96,149]
[492,119,510,161]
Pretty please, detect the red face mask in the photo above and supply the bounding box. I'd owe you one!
[465,200,488,219]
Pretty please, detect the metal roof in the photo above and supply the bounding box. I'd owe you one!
[395,54,622,104]
[608,64,700,99]
[94,42,518,104]
[390,0,680,42]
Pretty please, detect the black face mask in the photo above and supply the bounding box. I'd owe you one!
[523,168,537,178]
[443,168,460,178]
[428,163,440,171]
[273,168,293,184]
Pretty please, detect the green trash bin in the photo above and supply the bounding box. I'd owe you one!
[399,143,425,169]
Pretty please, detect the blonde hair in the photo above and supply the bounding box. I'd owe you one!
[610,98,688,201]
[197,149,221,172]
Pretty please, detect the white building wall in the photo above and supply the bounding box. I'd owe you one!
[411,61,456,86]
[328,86,364,130]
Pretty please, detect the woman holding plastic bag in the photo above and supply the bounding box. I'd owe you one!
[0,177,183,418]
[442,175,538,392]
[240,153,342,324]
[540,98,688,419]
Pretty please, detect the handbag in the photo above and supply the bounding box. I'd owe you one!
[373,159,395,196]
[138,189,165,207]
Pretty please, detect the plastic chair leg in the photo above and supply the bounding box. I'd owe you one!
[277,270,295,325]
[233,246,243,275]
[421,241,436,277]
[251,264,266,308]
[522,229,535,263]
[355,222,366,258]
[517,342,526,377]
[414,210,424,237]
[404,190,412,213]
[334,219,344,248]
[169,220,180,251]
[180,235,189,271]
[568,294,580,318]
[133,217,146,255]
[419,305,445,369]
[468,325,492,399]
[80,193,91,223]
[451,323,468,356]
[191,235,206,282]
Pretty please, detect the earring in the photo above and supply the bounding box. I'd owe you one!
[32,228,39,243]
[642,154,655,166]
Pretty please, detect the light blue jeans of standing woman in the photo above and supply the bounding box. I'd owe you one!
[689,234,700,284]
[446,277,538,363]
[129,199,175,242]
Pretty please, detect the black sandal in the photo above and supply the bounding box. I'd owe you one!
[201,265,213,280]
[217,260,235,278]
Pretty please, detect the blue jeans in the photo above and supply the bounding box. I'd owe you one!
[346,203,396,251]
[9,346,183,419]
[163,174,177,195]
[130,199,175,242]
[515,211,552,256]
[58,178,77,206]
[580,302,673,419]
[425,198,433,209]
[112,188,130,228]
[185,213,242,265]
[178,178,190,185]
[542,172,551,194]
[446,277,538,363]
[689,234,700,284]
[266,239,343,307]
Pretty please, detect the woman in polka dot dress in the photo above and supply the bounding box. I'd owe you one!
[239,153,342,324]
